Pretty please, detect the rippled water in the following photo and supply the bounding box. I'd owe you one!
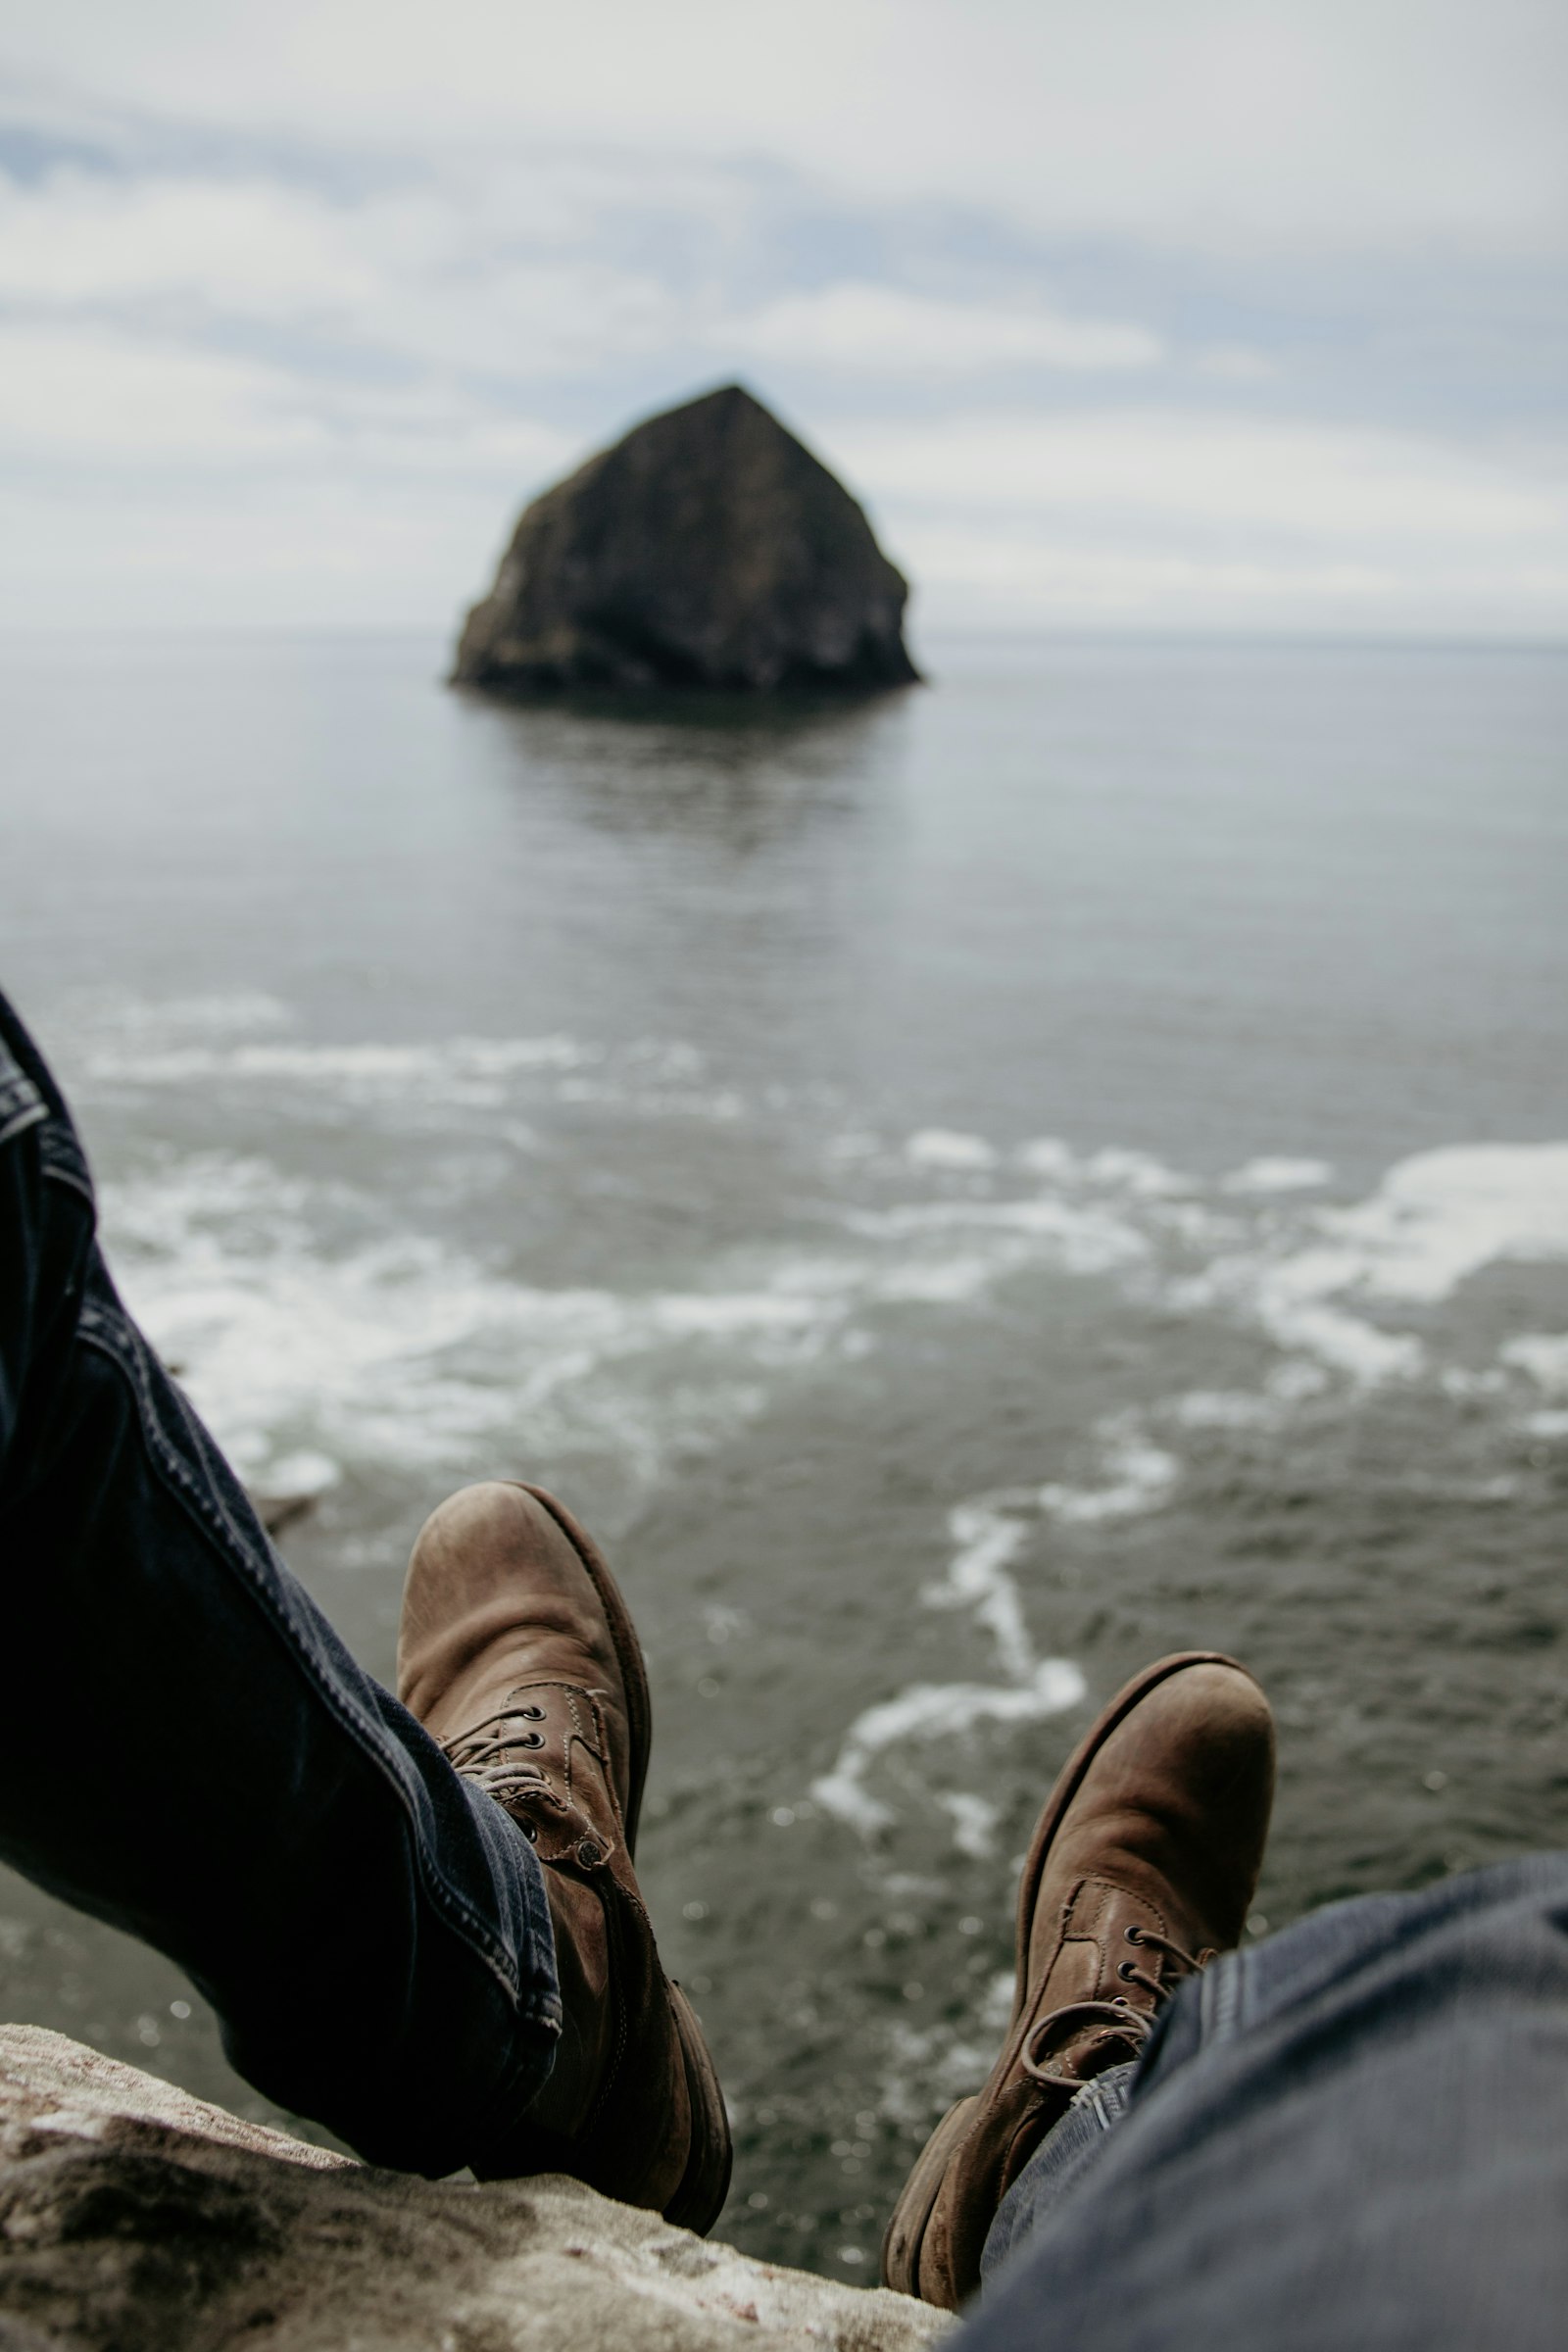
[2,629,1565,2277]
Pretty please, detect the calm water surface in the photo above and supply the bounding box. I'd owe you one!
[2,630,1565,2277]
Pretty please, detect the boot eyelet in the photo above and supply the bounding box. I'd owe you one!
[515,1731,544,1749]
[575,1836,606,1869]
[1124,1926,1143,1944]
[1117,1959,1137,1981]
[520,1705,545,1720]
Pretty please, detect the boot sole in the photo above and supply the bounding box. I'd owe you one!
[665,1980,735,2235]
[880,1650,1257,2305]
[880,2095,974,2303]
[513,1484,654,1856]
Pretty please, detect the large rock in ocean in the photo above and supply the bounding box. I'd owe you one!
[0,2025,950,2350]
[453,385,920,695]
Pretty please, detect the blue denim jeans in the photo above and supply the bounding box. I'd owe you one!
[965,1853,1568,2349]
[0,988,561,2174]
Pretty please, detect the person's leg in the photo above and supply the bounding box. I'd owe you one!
[0,987,729,2216]
[977,1876,1491,2282]
[980,1874,1475,2281]
[959,1853,1568,2350]
[0,987,561,2172]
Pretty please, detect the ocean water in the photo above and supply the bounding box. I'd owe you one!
[1,628,1565,2278]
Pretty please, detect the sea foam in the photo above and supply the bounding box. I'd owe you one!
[809,1660,1087,1839]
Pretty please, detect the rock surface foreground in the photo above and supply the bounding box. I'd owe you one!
[453,385,919,695]
[0,2026,950,2350]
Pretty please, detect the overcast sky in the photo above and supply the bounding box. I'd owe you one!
[2,0,1564,638]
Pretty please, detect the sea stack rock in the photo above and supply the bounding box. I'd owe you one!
[453,384,920,695]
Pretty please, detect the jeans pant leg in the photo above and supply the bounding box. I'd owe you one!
[963,1853,1568,2350]
[978,2062,1138,2285]
[0,989,561,2175]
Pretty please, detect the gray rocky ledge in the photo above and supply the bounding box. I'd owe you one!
[0,2025,951,2350]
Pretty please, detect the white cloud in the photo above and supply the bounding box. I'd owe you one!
[1195,347,1279,385]
[0,172,375,314]
[0,2,1561,636]
[834,410,1568,546]
[841,410,1568,636]
[6,0,1565,255]
[901,526,1568,636]
[0,468,521,626]
[715,283,1162,376]
[0,167,687,378]
[903,531,1396,624]
[0,324,325,461]
[0,319,578,481]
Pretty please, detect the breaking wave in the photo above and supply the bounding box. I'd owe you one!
[74,995,1568,1871]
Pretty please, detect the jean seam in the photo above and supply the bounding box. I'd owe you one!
[1199,1947,1245,2049]
[39,1149,94,1208]
[0,1101,45,1150]
[0,1048,45,1142]
[1082,2077,1121,2133]
[76,1305,545,2013]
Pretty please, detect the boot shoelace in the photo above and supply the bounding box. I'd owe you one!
[441,1705,554,1831]
[1021,1923,1208,2084]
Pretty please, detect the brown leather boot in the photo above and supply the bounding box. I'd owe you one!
[397,1480,731,2231]
[882,1651,1274,2309]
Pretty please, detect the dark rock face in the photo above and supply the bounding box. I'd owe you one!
[454,385,920,695]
